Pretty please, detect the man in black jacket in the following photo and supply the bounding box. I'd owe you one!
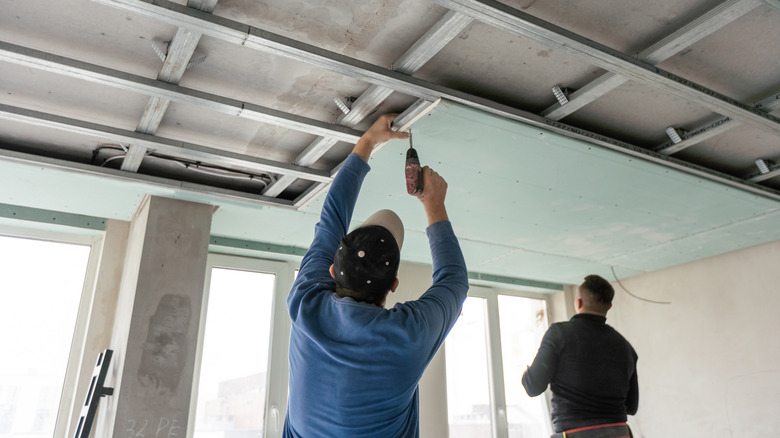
[522,275,638,438]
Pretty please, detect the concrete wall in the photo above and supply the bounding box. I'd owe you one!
[606,239,780,437]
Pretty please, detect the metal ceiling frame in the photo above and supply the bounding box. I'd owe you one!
[83,0,780,199]
[541,0,765,120]
[0,104,333,183]
[430,0,780,137]
[126,0,219,172]
[261,10,474,197]
[0,41,363,145]
[656,89,780,155]
[1,0,775,209]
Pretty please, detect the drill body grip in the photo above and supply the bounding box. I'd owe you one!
[405,147,423,196]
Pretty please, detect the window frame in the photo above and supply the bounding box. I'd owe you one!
[188,253,295,438]
[456,285,555,438]
[0,225,103,438]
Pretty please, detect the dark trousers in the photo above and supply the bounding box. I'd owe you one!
[550,423,632,438]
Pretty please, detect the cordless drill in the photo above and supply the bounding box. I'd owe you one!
[405,131,423,196]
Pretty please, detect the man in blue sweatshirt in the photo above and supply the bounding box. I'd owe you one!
[283,113,469,438]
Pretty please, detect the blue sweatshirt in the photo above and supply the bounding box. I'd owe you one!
[283,153,469,438]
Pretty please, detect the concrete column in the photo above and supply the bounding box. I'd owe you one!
[95,195,213,438]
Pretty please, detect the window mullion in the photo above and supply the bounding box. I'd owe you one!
[263,262,295,438]
[485,293,509,438]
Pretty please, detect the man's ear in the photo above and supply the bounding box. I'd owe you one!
[390,277,399,293]
[329,264,336,279]
[607,302,613,311]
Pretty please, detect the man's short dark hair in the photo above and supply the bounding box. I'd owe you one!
[333,225,400,302]
[581,275,614,306]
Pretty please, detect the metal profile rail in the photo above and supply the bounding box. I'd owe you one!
[127,0,218,172]
[262,10,474,198]
[656,89,780,155]
[542,0,764,120]
[430,0,780,137]
[0,104,333,183]
[0,41,363,145]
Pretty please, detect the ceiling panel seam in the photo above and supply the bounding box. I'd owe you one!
[465,240,644,274]
[601,206,780,264]
[541,0,763,120]
[430,0,780,137]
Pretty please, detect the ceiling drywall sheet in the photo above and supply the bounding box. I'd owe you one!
[299,100,780,284]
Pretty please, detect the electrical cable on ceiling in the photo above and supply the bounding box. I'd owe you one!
[100,155,125,167]
[94,145,273,188]
[610,266,671,305]
[180,162,269,187]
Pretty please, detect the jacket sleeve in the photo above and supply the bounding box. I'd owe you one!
[522,324,560,397]
[626,364,639,415]
[403,220,469,356]
[287,154,370,319]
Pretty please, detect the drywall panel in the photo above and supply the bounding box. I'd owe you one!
[606,238,780,436]
[327,100,780,284]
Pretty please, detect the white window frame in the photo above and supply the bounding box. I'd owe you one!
[0,224,103,438]
[188,253,295,438]
[463,285,555,438]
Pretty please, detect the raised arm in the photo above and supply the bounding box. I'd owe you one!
[288,114,409,317]
[404,166,469,353]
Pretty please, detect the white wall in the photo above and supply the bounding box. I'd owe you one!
[606,239,780,437]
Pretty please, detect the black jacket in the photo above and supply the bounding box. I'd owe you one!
[522,313,638,432]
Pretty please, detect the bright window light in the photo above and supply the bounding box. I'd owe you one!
[0,235,90,437]
[193,267,276,437]
[498,295,550,438]
[446,297,492,438]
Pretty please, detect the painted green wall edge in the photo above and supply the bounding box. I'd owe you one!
[210,236,564,291]
[0,203,107,230]
[0,202,564,291]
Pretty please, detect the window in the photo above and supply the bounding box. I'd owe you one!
[498,295,549,438]
[191,254,293,438]
[0,235,91,437]
[445,297,492,438]
[445,288,552,438]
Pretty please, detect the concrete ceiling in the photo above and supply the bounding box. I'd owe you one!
[1,0,780,288]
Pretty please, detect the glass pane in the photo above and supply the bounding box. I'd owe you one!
[446,297,492,438]
[498,295,550,438]
[193,268,275,437]
[0,235,90,437]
